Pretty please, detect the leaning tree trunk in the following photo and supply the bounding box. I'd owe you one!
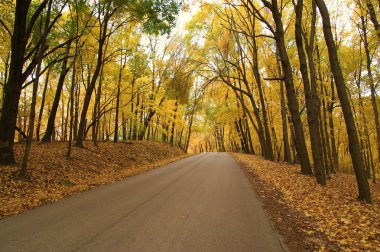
[316,0,371,203]
[42,42,71,142]
[366,1,380,38]
[269,1,313,175]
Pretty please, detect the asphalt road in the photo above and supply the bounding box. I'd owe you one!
[0,152,287,252]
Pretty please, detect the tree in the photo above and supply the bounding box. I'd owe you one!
[294,0,326,184]
[259,0,313,174]
[0,0,71,164]
[75,0,181,147]
[315,0,371,203]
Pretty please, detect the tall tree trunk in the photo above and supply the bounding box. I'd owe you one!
[277,51,291,163]
[122,112,127,141]
[114,61,123,143]
[76,15,109,147]
[93,73,103,146]
[360,14,380,177]
[356,71,375,180]
[20,61,41,177]
[250,19,274,160]
[132,93,140,140]
[316,0,371,203]
[67,64,76,160]
[20,0,52,174]
[73,78,80,141]
[170,101,179,146]
[320,85,332,175]
[185,112,195,153]
[36,68,50,141]
[42,42,71,142]
[295,0,325,183]
[245,118,255,154]
[366,0,380,38]
[268,1,313,174]
[328,80,339,172]
[236,119,248,153]
[0,0,30,164]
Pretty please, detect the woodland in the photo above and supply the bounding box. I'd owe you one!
[1,0,380,250]
[0,0,380,227]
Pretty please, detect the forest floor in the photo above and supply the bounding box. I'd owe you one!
[0,141,187,218]
[233,153,380,252]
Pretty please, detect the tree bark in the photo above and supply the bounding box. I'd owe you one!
[75,10,109,147]
[276,50,291,163]
[170,101,179,146]
[113,59,123,143]
[366,1,380,38]
[0,0,30,164]
[360,13,380,179]
[316,0,371,203]
[294,0,325,183]
[268,0,313,174]
[42,42,71,142]
[36,68,50,141]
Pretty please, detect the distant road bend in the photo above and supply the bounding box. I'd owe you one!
[0,152,287,251]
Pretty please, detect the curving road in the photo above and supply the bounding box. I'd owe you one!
[0,152,287,252]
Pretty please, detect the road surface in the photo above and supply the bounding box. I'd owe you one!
[0,152,287,251]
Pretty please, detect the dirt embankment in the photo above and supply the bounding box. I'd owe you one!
[233,153,380,252]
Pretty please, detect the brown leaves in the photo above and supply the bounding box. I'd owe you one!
[0,141,187,218]
[234,153,380,252]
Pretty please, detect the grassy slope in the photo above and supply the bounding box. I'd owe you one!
[0,141,187,218]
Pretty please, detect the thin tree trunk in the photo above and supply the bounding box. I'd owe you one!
[122,112,127,140]
[277,50,291,163]
[170,101,179,146]
[114,61,123,143]
[42,42,71,142]
[76,12,109,147]
[93,73,103,146]
[328,88,339,172]
[250,18,274,160]
[67,65,76,160]
[20,60,42,176]
[360,14,380,177]
[36,67,50,141]
[132,93,140,140]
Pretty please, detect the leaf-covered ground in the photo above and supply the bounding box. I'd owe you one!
[233,153,380,252]
[0,141,187,218]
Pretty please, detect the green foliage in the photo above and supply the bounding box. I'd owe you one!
[106,0,181,35]
[140,0,181,35]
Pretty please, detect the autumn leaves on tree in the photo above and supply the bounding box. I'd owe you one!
[185,0,378,204]
[0,0,379,204]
